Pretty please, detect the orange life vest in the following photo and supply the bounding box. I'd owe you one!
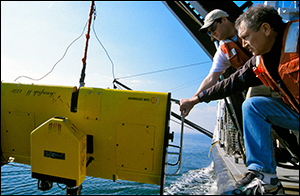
[253,20,299,113]
[220,36,252,69]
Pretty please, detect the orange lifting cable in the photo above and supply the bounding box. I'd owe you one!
[79,1,95,88]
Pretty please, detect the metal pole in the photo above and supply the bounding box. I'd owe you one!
[171,111,213,138]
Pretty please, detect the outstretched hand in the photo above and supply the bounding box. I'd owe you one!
[179,98,194,117]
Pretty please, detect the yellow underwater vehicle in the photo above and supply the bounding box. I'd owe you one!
[2,1,299,195]
[1,81,172,194]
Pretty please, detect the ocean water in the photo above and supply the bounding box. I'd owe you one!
[1,132,217,195]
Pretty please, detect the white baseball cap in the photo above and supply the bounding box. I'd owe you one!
[200,9,229,33]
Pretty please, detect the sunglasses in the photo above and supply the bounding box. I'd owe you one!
[207,21,219,36]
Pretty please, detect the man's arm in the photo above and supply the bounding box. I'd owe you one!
[180,71,223,117]
[180,57,262,116]
[198,58,262,103]
[194,71,223,97]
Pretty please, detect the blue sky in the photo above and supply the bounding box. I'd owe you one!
[1,1,293,134]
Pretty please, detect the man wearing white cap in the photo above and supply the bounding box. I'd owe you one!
[180,9,253,117]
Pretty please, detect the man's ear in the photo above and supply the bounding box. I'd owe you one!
[222,16,228,24]
[261,22,272,36]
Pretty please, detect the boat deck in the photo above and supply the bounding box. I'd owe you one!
[212,144,299,195]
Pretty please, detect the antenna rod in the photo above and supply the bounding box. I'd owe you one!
[79,1,95,88]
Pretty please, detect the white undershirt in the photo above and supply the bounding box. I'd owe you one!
[209,47,231,73]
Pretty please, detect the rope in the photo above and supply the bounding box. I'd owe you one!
[117,61,211,80]
[14,20,88,82]
[92,5,116,81]
[208,141,220,157]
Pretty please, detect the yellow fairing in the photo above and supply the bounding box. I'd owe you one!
[31,117,87,187]
[1,82,170,185]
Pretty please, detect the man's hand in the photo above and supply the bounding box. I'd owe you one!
[179,96,199,117]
